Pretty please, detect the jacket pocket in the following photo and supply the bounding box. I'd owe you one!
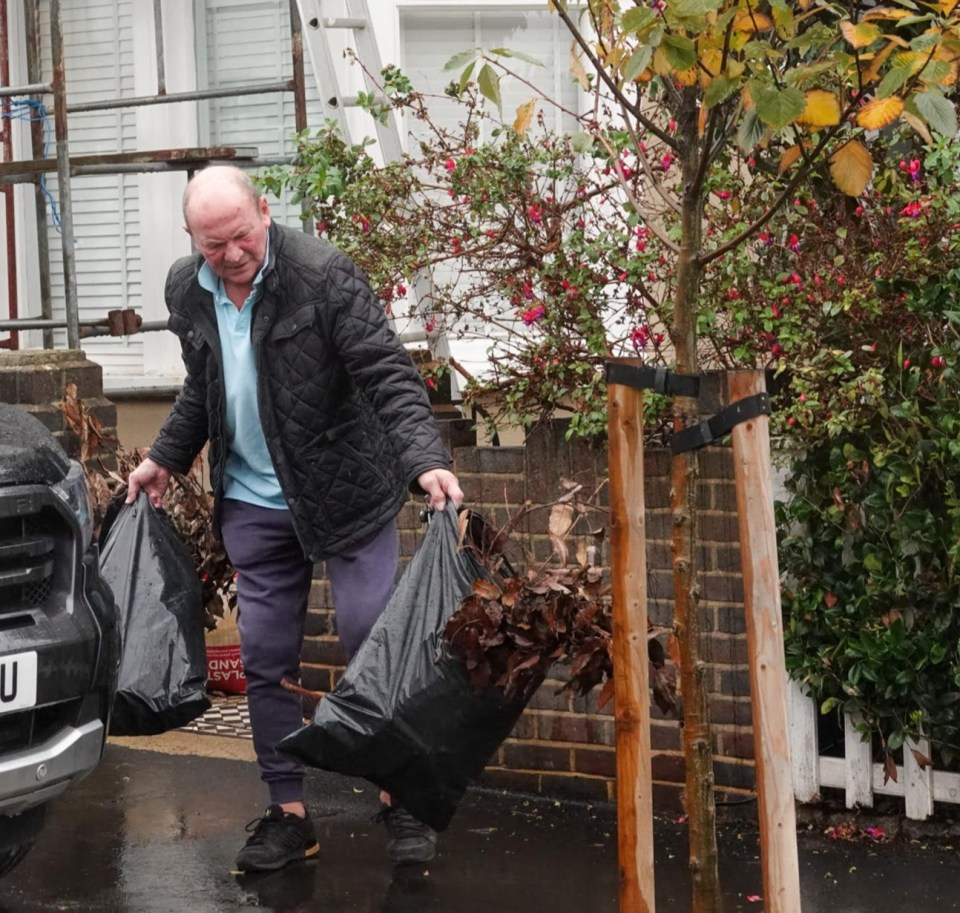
[270,305,316,342]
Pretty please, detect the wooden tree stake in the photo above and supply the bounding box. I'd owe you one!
[727,370,802,913]
[607,360,656,913]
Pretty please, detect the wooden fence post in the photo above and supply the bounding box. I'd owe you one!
[727,370,802,913]
[607,360,656,913]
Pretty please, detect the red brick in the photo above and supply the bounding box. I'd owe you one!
[300,666,334,694]
[651,752,685,782]
[574,747,616,778]
[713,759,756,791]
[709,696,753,727]
[502,742,572,772]
[300,637,348,667]
[540,772,613,803]
[651,722,681,751]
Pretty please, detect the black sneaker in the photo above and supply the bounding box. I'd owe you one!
[376,804,438,865]
[234,805,320,873]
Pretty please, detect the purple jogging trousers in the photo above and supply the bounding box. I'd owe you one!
[220,498,399,805]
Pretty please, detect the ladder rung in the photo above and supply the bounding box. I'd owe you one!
[333,94,389,109]
[320,17,367,30]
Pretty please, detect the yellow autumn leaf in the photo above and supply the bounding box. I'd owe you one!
[734,10,773,31]
[829,141,874,196]
[700,48,724,89]
[698,102,708,137]
[570,44,590,91]
[863,6,915,21]
[856,95,904,129]
[653,46,672,76]
[778,144,804,175]
[675,66,698,87]
[864,40,901,84]
[840,19,882,49]
[797,89,841,127]
[635,67,654,83]
[902,110,934,144]
[513,99,537,135]
[938,0,959,13]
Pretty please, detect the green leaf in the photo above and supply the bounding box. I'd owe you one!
[704,75,738,108]
[623,45,653,82]
[444,48,479,72]
[621,7,658,34]
[737,108,765,152]
[863,552,884,571]
[489,48,544,67]
[877,65,912,99]
[914,90,958,137]
[821,696,841,714]
[753,84,806,129]
[571,131,594,153]
[478,64,502,114]
[458,60,477,95]
[662,34,697,70]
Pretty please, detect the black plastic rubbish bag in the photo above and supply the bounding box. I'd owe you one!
[99,491,210,735]
[279,502,537,832]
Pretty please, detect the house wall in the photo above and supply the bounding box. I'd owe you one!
[302,419,757,809]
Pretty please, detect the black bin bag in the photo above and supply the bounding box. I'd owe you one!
[279,502,538,833]
[99,491,211,735]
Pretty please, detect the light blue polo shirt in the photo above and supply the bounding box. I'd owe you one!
[199,241,287,510]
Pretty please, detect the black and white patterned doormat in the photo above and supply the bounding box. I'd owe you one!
[181,695,252,740]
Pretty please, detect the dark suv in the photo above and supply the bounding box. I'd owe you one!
[0,403,119,876]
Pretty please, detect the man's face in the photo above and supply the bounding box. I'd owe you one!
[186,192,271,288]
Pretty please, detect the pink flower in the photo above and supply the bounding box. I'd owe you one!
[900,201,923,219]
[758,232,773,247]
[528,203,543,224]
[718,190,731,200]
[747,896,762,903]
[444,158,456,172]
[855,205,864,217]
[521,304,545,326]
[787,234,800,252]
[661,153,673,172]
[396,283,407,296]
[909,159,922,182]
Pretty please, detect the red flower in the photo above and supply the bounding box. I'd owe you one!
[528,204,543,224]
[444,158,456,172]
[787,234,800,252]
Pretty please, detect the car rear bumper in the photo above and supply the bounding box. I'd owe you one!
[0,718,105,815]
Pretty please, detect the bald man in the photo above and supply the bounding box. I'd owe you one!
[128,165,462,873]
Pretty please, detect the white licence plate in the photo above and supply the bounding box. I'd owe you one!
[0,652,37,714]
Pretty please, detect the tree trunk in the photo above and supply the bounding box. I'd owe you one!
[671,92,722,913]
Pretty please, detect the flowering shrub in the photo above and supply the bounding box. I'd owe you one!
[700,133,960,764]
[259,90,681,440]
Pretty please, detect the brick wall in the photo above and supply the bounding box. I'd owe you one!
[301,418,757,811]
[0,349,118,458]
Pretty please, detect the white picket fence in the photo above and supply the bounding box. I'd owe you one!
[787,679,960,820]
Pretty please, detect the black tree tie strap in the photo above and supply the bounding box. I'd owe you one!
[604,362,700,398]
[670,393,772,455]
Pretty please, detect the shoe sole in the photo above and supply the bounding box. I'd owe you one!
[231,841,320,876]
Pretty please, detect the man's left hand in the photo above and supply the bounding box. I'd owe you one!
[417,468,464,511]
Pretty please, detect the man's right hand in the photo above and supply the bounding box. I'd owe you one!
[126,458,172,508]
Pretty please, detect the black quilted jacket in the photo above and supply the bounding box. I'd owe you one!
[149,222,451,561]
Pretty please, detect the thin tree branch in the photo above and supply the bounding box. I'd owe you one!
[551,2,677,148]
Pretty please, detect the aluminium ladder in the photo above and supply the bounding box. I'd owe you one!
[292,0,455,387]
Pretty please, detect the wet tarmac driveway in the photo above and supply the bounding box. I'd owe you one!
[0,741,959,912]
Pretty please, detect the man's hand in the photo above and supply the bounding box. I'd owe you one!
[417,468,464,512]
[126,458,172,508]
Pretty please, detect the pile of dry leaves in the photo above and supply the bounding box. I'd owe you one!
[444,485,680,716]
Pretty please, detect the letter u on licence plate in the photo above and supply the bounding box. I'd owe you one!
[0,652,37,713]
